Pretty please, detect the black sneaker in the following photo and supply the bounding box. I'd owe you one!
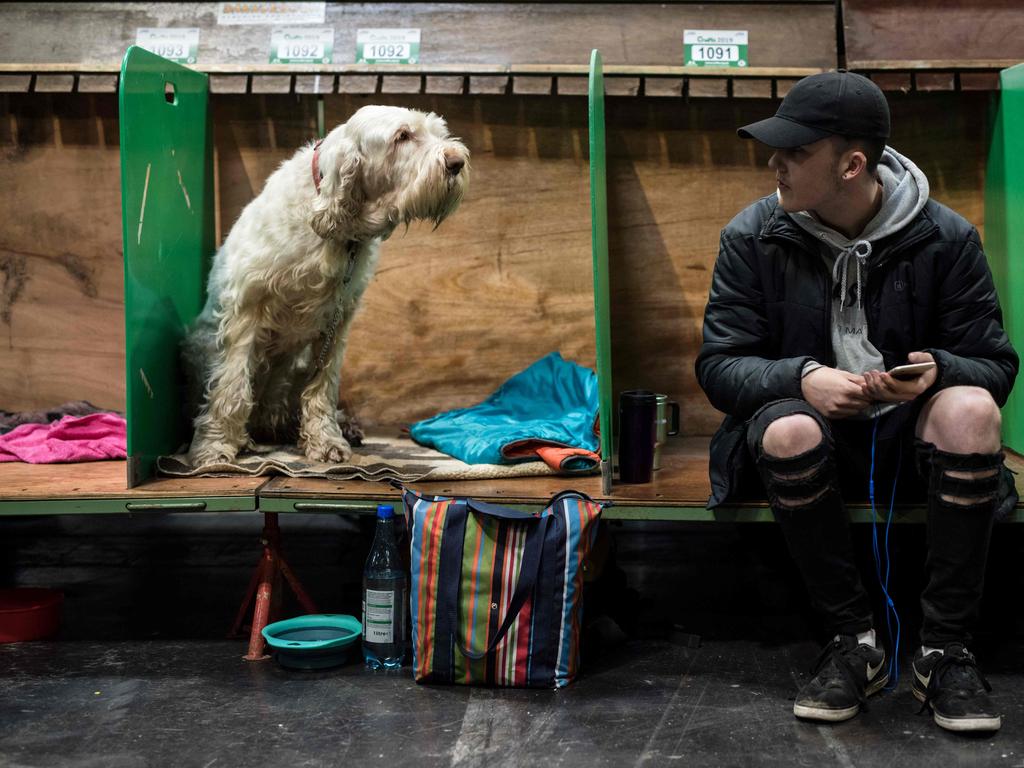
[793,635,888,722]
[912,643,1001,732]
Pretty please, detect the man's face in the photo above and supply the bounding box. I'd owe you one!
[767,137,842,213]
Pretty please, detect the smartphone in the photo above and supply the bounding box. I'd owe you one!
[887,361,936,380]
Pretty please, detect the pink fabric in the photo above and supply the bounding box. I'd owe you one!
[0,413,126,463]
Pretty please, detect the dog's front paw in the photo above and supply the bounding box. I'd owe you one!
[303,434,353,464]
[188,440,239,467]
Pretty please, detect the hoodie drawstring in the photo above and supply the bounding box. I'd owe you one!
[833,239,872,310]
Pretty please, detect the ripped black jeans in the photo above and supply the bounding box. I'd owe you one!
[746,398,1009,646]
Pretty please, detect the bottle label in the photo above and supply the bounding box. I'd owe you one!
[364,589,394,643]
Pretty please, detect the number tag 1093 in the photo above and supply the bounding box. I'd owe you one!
[136,28,200,65]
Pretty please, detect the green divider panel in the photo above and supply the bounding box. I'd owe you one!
[119,46,214,486]
[589,50,614,494]
[985,63,1024,453]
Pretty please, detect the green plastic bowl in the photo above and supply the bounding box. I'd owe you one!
[261,614,362,670]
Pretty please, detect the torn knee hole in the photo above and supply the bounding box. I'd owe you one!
[938,494,998,506]
[936,468,1001,507]
[943,468,998,480]
[766,459,826,483]
[775,486,830,509]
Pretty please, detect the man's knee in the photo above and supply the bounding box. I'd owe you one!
[763,414,824,459]
[748,405,835,511]
[916,389,1005,509]
[919,386,1001,454]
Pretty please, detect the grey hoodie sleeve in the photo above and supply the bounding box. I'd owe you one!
[925,231,1018,406]
[696,232,815,419]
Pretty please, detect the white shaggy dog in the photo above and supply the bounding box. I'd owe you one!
[184,105,469,466]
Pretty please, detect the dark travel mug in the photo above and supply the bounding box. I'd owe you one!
[618,390,658,484]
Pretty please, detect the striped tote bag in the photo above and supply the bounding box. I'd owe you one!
[401,488,605,688]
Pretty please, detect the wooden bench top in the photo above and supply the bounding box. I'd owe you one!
[1,438,1021,522]
[260,437,1024,523]
[0,461,266,514]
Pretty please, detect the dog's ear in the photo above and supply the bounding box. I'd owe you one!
[310,137,363,240]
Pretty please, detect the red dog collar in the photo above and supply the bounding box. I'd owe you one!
[312,139,324,194]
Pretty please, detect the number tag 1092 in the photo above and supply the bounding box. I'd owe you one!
[356,28,421,64]
[270,27,334,64]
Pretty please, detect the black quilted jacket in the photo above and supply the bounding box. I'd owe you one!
[696,194,1019,507]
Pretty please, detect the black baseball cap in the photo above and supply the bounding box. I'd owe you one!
[737,71,890,148]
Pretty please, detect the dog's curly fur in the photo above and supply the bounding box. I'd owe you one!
[184,105,469,466]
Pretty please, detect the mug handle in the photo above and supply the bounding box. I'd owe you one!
[668,401,680,436]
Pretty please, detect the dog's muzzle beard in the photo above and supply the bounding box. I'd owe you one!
[397,149,468,229]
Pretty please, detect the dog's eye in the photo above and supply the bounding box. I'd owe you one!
[396,130,411,143]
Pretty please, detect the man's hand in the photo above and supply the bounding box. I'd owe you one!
[801,367,872,418]
[863,351,937,403]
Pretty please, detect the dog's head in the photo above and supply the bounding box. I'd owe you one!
[309,105,470,241]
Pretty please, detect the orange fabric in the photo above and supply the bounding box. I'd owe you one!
[502,440,600,473]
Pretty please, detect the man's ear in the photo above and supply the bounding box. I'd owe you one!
[842,149,869,181]
[310,137,363,239]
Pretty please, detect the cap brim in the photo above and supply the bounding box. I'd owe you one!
[736,115,833,148]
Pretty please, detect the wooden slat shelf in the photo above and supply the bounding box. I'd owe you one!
[1,62,1010,97]
[2,2,1016,95]
[0,62,825,98]
[0,64,822,76]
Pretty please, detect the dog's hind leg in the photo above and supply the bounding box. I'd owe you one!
[188,314,260,465]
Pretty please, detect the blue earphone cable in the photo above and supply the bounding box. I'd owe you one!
[869,415,902,692]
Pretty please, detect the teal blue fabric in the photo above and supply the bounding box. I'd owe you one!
[410,352,599,466]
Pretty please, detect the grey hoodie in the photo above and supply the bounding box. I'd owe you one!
[790,146,930,418]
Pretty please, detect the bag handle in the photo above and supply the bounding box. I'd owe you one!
[546,488,609,507]
[441,500,552,661]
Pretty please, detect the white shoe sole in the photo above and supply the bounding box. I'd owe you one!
[912,686,1002,732]
[793,674,889,722]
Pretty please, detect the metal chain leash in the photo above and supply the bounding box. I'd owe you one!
[314,240,360,374]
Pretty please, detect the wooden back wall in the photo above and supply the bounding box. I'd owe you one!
[0,91,992,434]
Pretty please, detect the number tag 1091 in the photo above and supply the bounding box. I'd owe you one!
[684,30,749,68]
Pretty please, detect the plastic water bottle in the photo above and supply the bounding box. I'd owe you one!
[362,504,408,669]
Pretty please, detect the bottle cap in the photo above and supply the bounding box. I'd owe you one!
[376,504,395,519]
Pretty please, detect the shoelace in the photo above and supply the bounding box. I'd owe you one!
[810,639,867,706]
[918,650,993,714]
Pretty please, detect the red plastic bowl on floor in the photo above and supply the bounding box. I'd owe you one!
[0,588,64,642]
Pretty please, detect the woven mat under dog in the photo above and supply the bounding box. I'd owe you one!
[157,430,566,482]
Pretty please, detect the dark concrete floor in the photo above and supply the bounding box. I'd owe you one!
[2,513,1024,767]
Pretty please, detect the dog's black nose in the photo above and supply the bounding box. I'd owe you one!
[445,155,464,176]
